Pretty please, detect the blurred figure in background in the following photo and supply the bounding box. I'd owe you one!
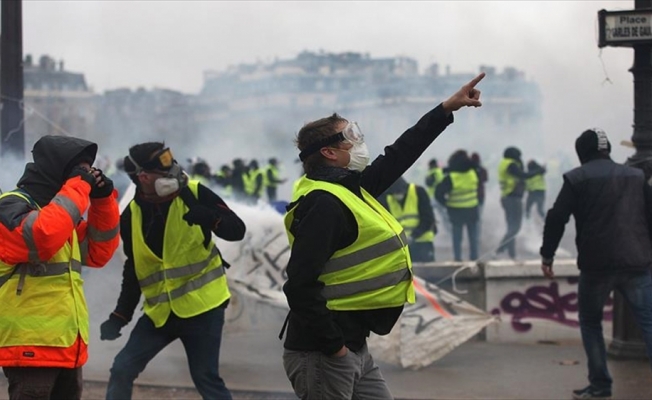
[380,176,436,262]
[470,152,488,250]
[525,159,547,220]
[539,128,652,400]
[244,159,264,204]
[190,160,213,186]
[265,157,287,202]
[425,158,449,233]
[0,136,120,400]
[214,164,233,199]
[230,158,248,203]
[496,146,541,260]
[101,142,246,400]
[436,150,480,261]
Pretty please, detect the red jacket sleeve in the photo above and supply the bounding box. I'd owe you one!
[76,189,120,267]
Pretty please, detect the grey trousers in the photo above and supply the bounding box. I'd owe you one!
[283,343,393,400]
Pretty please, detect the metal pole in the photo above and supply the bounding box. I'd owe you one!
[609,0,652,360]
[0,0,25,159]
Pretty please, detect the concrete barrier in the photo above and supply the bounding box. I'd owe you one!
[413,258,612,344]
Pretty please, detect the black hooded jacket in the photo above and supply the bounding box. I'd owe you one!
[16,136,97,207]
[541,129,652,271]
[283,104,452,355]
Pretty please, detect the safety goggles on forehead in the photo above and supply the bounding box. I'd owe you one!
[128,147,176,173]
[298,122,364,162]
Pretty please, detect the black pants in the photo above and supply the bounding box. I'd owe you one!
[3,366,82,400]
[267,186,278,202]
[497,196,523,259]
[525,190,545,219]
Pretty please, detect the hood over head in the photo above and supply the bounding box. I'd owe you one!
[17,135,97,207]
[575,128,611,164]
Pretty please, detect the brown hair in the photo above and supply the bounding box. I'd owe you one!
[295,113,348,174]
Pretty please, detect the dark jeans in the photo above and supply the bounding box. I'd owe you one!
[525,190,545,219]
[3,366,82,400]
[497,196,523,259]
[106,306,231,400]
[447,207,479,261]
[578,270,652,391]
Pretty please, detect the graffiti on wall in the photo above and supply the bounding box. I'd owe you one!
[490,278,613,332]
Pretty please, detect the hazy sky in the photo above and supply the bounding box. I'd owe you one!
[22,1,636,161]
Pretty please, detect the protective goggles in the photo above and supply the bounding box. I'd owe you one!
[128,147,176,173]
[298,122,364,162]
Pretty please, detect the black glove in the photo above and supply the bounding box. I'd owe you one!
[90,170,114,198]
[183,205,220,248]
[67,166,95,187]
[100,313,128,341]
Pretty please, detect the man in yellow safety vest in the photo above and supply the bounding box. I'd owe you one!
[281,73,484,399]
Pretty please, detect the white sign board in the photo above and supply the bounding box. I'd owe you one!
[599,10,652,47]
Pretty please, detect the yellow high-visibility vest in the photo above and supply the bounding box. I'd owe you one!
[386,184,435,243]
[285,176,415,311]
[447,170,479,208]
[526,173,546,192]
[130,180,229,328]
[498,158,521,197]
[0,191,88,349]
[425,167,444,199]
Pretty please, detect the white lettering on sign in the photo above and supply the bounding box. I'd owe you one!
[605,13,652,42]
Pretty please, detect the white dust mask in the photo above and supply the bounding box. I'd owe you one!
[346,142,369,172]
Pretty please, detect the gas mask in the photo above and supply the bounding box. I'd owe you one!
[153,164,188,197]
[128,147,188,197]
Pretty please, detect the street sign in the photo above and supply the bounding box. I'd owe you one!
[598,9,652,48]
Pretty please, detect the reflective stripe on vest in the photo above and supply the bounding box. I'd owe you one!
[446,170,479,208]
[386,184,434,243]
[130,180,230,328]
[498,158,521,197]
[526,173,546,191]
[285,176,415,311]
[0,191,90,351]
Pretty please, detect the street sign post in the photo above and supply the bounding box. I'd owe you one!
[598,3,650,360]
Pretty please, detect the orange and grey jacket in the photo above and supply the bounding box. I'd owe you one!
[0,136,120,368]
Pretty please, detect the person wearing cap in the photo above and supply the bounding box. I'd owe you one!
[281,73,484,399]
[540,128,652,400]
[100,142,246,400]
[0,135,120,399]
[496,146,542,260]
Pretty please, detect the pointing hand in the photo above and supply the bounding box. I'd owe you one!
[442,72,485,114]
